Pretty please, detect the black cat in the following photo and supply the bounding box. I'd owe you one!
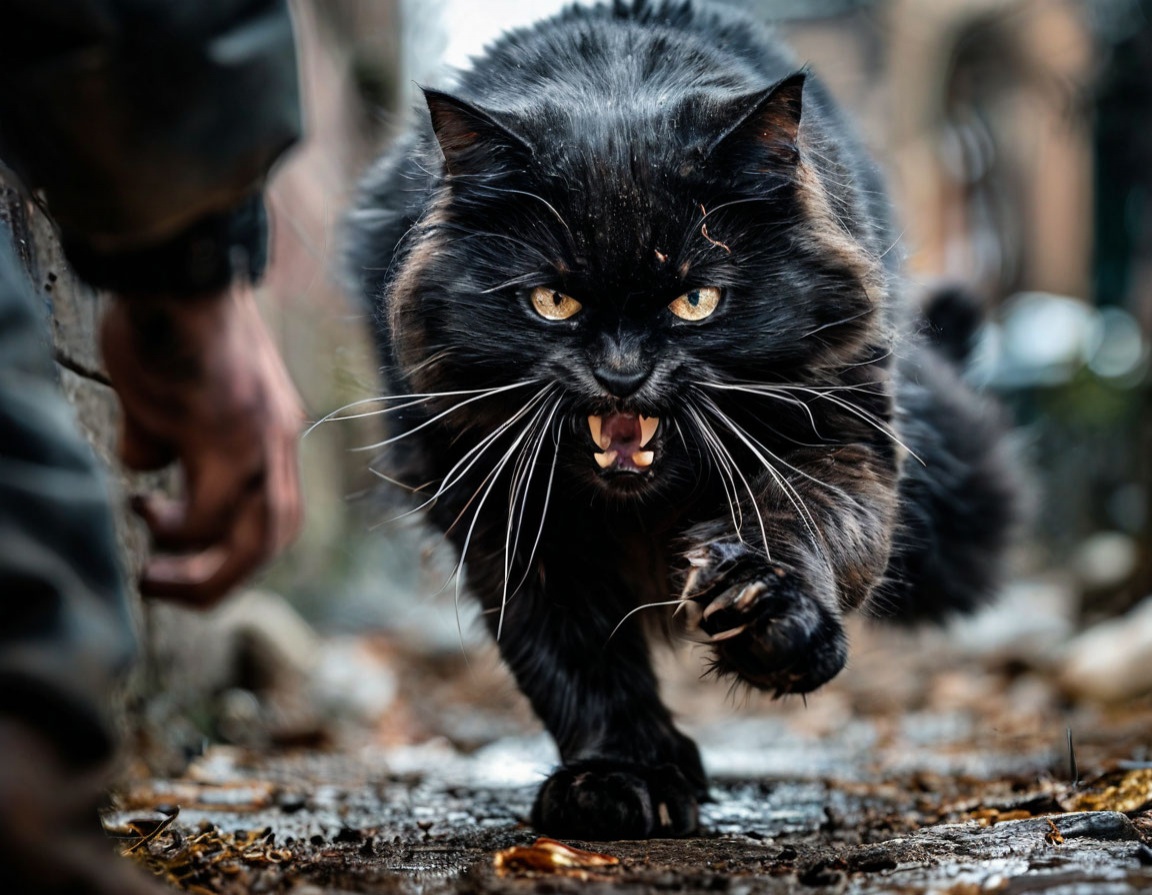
[345,0,1017,839]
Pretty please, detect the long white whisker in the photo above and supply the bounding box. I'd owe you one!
[697,398,822,544]
[452,410,544,643]
[435,387,555,531]
[699,396,865,512]
[369,385,553,529]
[607,598,687,644]
[704,381,826,441]
[688,404,772,560]
[352,380,541,452]
[505,411,562,609]
[503,399,561,580]
[684,406,745,541]
[367,466,426,494]
[703,380,922,464]
[498,397,560,640]
[792,387,922,465]
[305,380,533,438]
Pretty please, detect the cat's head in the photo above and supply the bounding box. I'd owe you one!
[369,68,891,501]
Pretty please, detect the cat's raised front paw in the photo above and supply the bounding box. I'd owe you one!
[531,760,699,840]
[682,544,847,697]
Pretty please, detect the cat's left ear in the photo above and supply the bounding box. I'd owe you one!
[423,88,532,177]
[706,72,806,167]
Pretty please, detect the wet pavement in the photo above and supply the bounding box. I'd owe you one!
[108,596,1152,894]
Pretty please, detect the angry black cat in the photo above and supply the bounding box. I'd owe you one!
[346,0,1017,839]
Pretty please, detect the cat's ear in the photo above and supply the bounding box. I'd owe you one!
[423,88,531,177]
[706,72,806,167]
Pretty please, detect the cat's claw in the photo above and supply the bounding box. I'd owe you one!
[682,544,847,697]
[531,760,699,840]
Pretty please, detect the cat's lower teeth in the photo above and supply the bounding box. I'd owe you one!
[592,448,654,471]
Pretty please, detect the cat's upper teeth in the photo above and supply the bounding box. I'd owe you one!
[587,412,660,471]
[587,413,660,449]
[638,415,659,448]
[588,414,609,450]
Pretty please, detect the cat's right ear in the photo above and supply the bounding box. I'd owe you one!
[423,88,531,178]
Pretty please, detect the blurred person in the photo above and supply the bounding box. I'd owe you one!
[0,0,305,891]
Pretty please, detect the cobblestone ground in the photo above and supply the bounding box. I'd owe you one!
[107,603,1152,894]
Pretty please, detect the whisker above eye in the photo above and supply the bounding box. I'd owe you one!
[481,272,544,294]
[799,308,873,340]
[467,184,575,245]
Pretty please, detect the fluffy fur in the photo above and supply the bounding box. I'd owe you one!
[345,0,1018,839]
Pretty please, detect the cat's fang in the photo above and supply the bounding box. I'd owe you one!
[633,450,655,468]
[639,415,659,447]
[588,414,605,449]
[594,450,618,469]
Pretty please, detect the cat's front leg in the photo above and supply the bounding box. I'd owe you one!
[470,544,706,839]
[681,444,898,696]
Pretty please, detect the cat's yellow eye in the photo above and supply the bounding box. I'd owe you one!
[668,286,722,321]
[531,286,583,321]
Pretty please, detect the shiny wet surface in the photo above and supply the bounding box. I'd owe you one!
[109,598,1152,893]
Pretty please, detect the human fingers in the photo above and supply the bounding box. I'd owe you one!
[118,413,175,471]
[132,452,262,552]
[139,489,272,607]
[267,423,303,555]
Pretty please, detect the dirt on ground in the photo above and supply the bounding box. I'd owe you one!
[105,602,1152,894]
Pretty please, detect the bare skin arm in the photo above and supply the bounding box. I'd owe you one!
[101,284,304,608]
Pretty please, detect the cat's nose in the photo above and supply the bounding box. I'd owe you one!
[593,364,651,398]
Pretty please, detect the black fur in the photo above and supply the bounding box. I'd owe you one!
[345,0,1018,839]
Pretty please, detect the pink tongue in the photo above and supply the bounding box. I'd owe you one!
[602,412,641,450]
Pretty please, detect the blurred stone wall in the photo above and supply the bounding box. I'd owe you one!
[0,183,157,597]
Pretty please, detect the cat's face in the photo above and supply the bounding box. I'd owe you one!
[391,74,882,500]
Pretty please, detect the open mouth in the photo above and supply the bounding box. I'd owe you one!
[587,411,659,474]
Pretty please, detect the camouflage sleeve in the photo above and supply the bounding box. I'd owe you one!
[0,0,302,293]
[0,232,135,766]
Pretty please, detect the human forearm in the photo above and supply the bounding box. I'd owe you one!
[0,0,301,255]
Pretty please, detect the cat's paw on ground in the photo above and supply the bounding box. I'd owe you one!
[682,543,847,697]
[531,760,699,839]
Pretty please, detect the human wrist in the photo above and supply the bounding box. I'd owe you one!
[105,288,236,384]
[64,193,269,298]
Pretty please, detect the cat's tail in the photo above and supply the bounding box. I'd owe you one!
[921,281,985,366]
[871,285,1022,625]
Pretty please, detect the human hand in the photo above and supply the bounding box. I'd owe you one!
[101,284,304,608]
[0,719,169,894]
